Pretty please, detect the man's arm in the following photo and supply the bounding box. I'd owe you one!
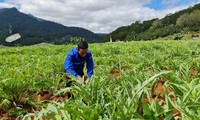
[86,52,94,78]
[64,53,79,78]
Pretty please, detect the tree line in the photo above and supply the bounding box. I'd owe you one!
[103,3,200,42]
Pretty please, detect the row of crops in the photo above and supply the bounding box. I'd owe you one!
[0,40,200,119]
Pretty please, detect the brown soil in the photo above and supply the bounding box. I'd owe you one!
[143,78,181,119]
[110,68,121,78]
[109,66,128,78]
[0,75,70,119]
[190,67,196,77]
[189,67,200,80]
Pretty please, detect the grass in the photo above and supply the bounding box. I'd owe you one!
[0,40,200,119]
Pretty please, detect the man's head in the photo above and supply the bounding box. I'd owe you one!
[77,41,88,58]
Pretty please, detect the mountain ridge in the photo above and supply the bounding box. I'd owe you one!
[0,7,102,46]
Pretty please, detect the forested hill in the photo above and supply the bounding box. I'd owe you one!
[103,3,200,42]
[0,7,102,46]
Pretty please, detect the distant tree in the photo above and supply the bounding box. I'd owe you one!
[150,19,162,29]
[125,31,136,40]
[176,10,200,27]
[70,37,85,44]
[104,3,200,42]
[142,19,158,30]
[176,13,190,26]
[189,10,200,26]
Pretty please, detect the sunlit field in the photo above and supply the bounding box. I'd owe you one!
[0,40,200,119]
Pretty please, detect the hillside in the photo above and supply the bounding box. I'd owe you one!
[0,7,102,46]
[104,3,200,42]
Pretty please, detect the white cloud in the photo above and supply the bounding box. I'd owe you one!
[0,2,15,8]
[0,0,200,33]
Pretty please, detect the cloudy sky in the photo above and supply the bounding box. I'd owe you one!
[0,0,200,33]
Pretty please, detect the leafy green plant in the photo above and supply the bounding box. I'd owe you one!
[0,40,199,119]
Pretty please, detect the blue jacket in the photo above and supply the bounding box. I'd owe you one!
[64,48,94,78]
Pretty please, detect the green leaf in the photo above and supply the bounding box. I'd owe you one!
[142,102,152,117]
[164,112,174,120]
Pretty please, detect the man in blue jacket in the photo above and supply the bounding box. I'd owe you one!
[64,41,94,84]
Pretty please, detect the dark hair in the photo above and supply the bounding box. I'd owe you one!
[77,41,88,49]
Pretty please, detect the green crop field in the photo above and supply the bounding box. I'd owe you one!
[0,40,200,119]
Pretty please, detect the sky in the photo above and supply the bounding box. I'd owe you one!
[0,0,200,33]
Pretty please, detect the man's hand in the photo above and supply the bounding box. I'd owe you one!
[77,76,82,81]
[84,79,89,85]
[78,76,89,85]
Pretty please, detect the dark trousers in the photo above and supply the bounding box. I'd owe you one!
[64,69,84,77]
[77,70,84,77]
[64,70,84,99]
[65,69,84,87]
